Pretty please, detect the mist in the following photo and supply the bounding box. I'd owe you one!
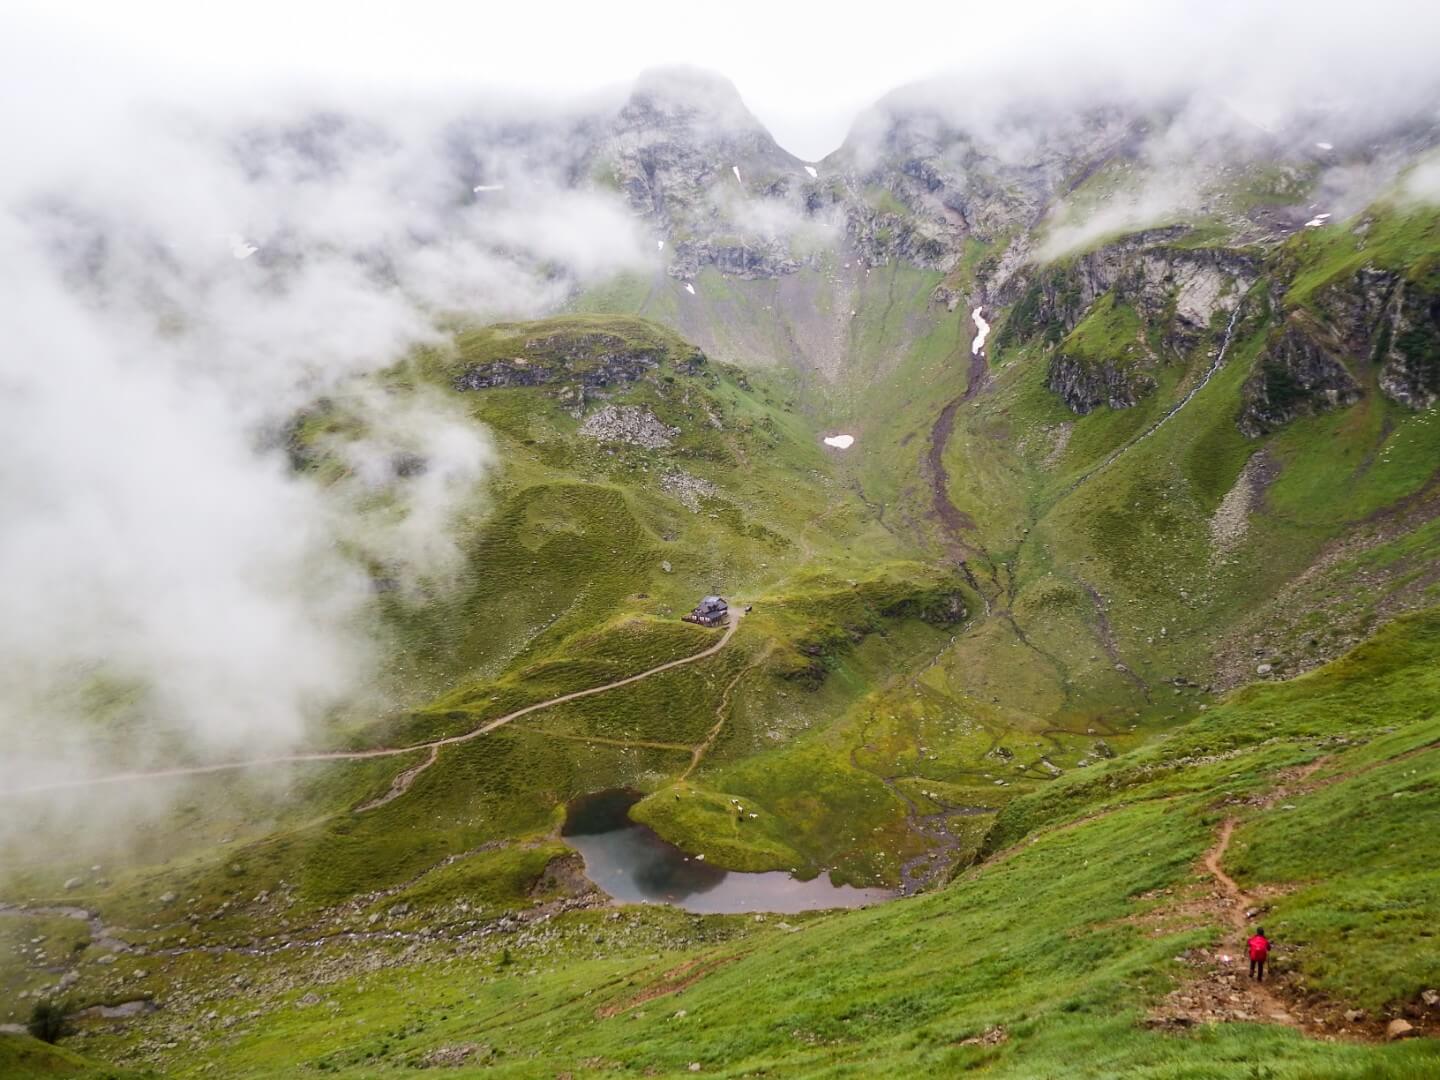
[0,72,650,810]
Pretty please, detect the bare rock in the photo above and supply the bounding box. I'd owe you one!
[1386,1018,1417,1040]
[579,405,680,449]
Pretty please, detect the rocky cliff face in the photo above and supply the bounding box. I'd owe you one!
[1237,318,1363,436]
[1002,230,1256,345]
[1047,353,1157,414]
[1377,281,1440,409]
[593,68,824,280]
[1235,268,1440,434]
[837,100,1147,263]
[999,229,1256,413]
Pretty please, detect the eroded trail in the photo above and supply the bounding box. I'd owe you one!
[9,611,747,806]
[1151,757,1408,1042]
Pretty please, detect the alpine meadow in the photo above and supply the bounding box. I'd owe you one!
[3,4,1440,1077]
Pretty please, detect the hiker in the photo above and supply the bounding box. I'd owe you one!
[1247,927,1271,982]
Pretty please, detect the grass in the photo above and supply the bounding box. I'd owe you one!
[53,612,1440,1078]
[5,183,1440,1077]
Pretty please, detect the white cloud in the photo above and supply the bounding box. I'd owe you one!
[0,78,649,804]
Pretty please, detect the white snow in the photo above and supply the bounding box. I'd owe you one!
[971,306,990,355]
[684,282,696,295]
[657,240,665,251]
[804,165,818,179]
[1304,212,1332,228]
[472,184,505,193]
[732,165,742,184]
[1316,142,1334,151]
[227,234,258,260]
[822,434,855,449]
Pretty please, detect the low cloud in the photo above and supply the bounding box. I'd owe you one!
[0,81,648,810]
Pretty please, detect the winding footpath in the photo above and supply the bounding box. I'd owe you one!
[7,611,746,808]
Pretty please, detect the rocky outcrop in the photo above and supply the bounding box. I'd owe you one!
[1048,353,1157,414]
[1237,319,1363,436]
[1001,230,1257,353]
[453,331,679,393]
[666,237,802,280]
[1305,269,1439,410]
[659,469,717,510]
[1378,281,1440,409]
[578,405,679,448]
[1233,270,1439,435]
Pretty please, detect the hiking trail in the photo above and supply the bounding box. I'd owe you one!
[9,610,747,810]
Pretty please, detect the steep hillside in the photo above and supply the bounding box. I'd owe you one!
[9,615,1439,1077]
[4,70,1440,1079]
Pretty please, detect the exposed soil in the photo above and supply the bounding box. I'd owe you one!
[1148,758,1438,1042]
[593,954,735,1019]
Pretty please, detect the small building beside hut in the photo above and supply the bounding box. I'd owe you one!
[682,595,729,627]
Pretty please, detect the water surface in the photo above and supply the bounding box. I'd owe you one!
[562,790,893,915]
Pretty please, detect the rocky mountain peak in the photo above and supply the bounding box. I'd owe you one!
[620,66,771,140]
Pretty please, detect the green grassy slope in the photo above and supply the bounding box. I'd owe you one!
[4,187,1440,1078]
[52,611,1440,1078]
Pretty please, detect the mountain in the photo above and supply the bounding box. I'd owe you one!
[3,69,1440,1078]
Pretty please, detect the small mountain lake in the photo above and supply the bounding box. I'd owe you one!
[562,789,893,914]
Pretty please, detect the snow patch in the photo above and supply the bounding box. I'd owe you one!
[803,165,818,179]
[472,184,505,193]
[822,434,855,449]
[657,239,665,251]
[732,165,742,185]
[1315,142,1334,151]
[971,306,990,356]
[683,282,695,295]
[1304,212,1332,228]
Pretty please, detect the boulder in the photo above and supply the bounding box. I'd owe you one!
[1386,1018,1417,1040]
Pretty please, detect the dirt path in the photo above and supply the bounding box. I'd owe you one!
[9,611,747,804]
[1166,813,1335,1036]
[680,645,769,782]
[1150,756,1417,1041]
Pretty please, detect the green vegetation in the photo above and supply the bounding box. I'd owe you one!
[6,171,1440,1077]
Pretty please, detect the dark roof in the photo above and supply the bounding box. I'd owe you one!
[701,595,726,605]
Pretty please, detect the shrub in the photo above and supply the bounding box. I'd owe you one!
[27,999,67,1044]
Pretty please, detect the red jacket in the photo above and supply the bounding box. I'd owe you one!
[1247,934,1270,961]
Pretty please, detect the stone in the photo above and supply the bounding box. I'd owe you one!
[159,892,177,905]
[1386,1018,1417,1040]
[63,877,83,890]
[1256,663,1273,675]
[1421,989,1438,1007]
[578,405,679,449]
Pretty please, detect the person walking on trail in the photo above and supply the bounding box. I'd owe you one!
[1248,927,1271,982]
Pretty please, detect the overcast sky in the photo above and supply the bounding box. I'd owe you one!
[10,0,1439,160]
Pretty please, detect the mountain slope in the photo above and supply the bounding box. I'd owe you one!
[4,70,1440,1078]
